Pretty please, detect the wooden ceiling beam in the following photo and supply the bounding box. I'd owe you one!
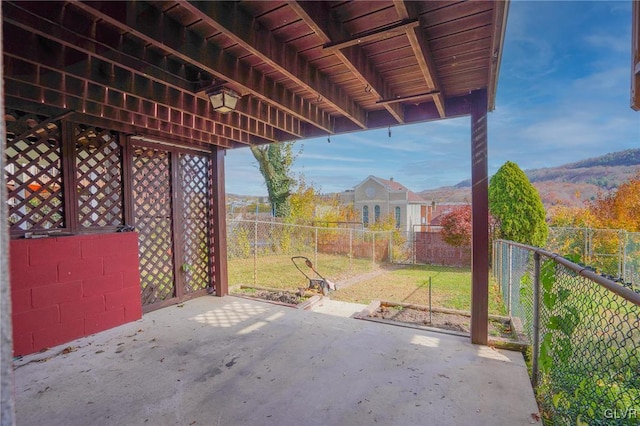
[3,54,256,148]
[376,90,441,105]
[289,1,405,124]
[323,19,419,52]
[393,0,446,118]
[3,3,301,142]
[73,1,334,134]
[180,1,367,129]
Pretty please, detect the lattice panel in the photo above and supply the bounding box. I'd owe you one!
[4,110,64,231]
[132,146,175,306]
[75,124,124,228]
[179,153,211,293]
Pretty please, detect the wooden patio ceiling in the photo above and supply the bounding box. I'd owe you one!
[3,0,508,149]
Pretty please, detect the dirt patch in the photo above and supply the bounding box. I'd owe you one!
[246,289,308,305]
[231,286,321,309]
[368,304,512,338]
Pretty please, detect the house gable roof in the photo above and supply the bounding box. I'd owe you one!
[354,175,429,204]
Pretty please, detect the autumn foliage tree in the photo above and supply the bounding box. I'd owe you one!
[441,205,472,250]
[549,173,640,232]
[288,175,317,223]
[589,173,640,232]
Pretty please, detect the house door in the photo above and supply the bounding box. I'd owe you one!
[131,142,212,312]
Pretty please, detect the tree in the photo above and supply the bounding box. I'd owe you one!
[489,161,548,247]
[250,143,296,217]
[441,205,472,249]
[548,173,640,232]
[288,175,317,223]
[590,173,640,232]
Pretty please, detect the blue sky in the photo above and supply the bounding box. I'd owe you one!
[225,1,639,196]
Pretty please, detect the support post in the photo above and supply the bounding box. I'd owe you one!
[0,4,16,420]
[532,252,541,387]
[470,88,489,345]
[212,147,229,297]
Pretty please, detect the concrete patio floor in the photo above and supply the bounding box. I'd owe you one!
[13,296,540,426]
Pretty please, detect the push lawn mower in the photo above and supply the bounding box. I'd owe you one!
[291,256,337,296]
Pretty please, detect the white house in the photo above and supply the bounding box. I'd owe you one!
[339,176,434,233]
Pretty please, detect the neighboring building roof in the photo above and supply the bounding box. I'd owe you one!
[354,175,429,204]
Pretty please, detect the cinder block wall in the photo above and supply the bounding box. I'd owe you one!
[10,233,142,356]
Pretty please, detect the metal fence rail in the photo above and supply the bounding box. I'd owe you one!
[227,219,395,288]
[548,227,640,289]
[494,240,640,425]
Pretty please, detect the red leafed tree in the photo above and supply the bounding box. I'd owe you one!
[440,205,472,249]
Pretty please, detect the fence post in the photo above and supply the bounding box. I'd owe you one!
[507,244,512,316]
[388,232,392,264]
[619,230,625,281]
[253,218,258,286]
[314,227,318,268]
[493,241,498,281]
[531,251,541,388]
[587,228,592,265]
[372,232,376,269]
[349,228,353,272]
[412,228,416,265]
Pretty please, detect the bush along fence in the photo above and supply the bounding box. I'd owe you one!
[227,220,400,289]
[548,227,640,290]
[493,240,640,425]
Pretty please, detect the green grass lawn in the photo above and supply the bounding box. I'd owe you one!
[331,264,506,316]
[228,253,376,290]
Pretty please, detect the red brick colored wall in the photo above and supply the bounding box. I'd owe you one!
[10,233,142,356]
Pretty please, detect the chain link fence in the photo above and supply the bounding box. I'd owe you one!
[494,240,640,425]
[227,219,395,289]
[548,227,640,289]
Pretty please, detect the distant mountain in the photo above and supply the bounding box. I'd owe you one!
[420,149,640,208]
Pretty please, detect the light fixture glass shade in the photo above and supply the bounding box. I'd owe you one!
[209,89,240,114]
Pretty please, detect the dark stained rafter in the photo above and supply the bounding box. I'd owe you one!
[376,90,441,105]
[288,1,405,124]
[322,19,420,52]
[3,2,299,145]
[3,0,508,147]
[393,0,445,118]
[72,1,334,134]
[177,1,367,129]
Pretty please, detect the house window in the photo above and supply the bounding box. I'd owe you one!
[4,110,125,237]
[374,205,380,222]
[362,205,369,226]
[395,207,401,229]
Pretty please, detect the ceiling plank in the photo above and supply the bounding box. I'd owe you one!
[289,1,405,124]
[179,1,367,129]
[393,0,445,118]
[73,1,334,134]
